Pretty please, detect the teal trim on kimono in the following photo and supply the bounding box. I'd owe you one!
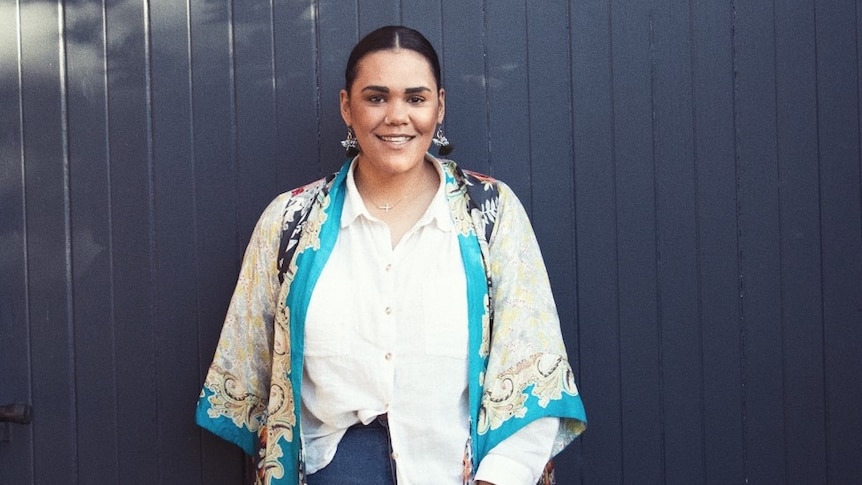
[447,163,588,469]
[280,162,350,483]
[475,384,588,460]
[195,388,258,456]
[444,167,492,469]
[459,232,490,463]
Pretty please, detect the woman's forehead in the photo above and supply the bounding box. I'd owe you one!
[352,49,438,91]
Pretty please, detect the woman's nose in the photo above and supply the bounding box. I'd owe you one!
[384,100,408,125]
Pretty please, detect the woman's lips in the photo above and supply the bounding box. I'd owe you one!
[377,135,414,144]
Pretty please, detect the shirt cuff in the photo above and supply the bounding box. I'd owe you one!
[474,453,534,485]
[473,417,559,485]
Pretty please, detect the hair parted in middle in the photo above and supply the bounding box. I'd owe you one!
[344,26,442,92]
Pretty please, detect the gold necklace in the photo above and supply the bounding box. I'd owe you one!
[360,168,429,212]
[366,192,407,212]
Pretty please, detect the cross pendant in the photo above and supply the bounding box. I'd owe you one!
[380,203,393,212]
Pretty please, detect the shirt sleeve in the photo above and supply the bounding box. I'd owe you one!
[473,417,559,485]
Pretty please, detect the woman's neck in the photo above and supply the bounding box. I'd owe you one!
[353,157,436,208]
[353,156,440,246]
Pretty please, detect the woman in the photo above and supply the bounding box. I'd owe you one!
[196,26,586,485]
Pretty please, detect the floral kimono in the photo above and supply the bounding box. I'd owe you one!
[196,158,587,484]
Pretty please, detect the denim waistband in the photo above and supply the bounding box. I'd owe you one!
[348,413,388,430]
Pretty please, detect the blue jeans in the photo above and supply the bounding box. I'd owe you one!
[305,416,397,485]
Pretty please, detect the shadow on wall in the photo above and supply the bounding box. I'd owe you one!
[0,0,298,280]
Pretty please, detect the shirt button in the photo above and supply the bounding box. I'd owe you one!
[384,352,392,360]
[385,263,393,272]
[384,306,392,315]
[391,451,399,460]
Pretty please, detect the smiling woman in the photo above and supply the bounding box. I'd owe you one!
[341,47,445,245]
[195,25,586,485]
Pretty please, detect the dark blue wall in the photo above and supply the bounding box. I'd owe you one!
[2,1,861,483]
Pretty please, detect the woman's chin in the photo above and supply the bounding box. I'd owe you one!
[359,150,430,175]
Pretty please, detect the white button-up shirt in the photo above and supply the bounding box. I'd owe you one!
[302,160,557,485]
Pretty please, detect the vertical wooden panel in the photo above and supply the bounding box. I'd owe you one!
[816,0,862,482]
[484,3,529,200]
[18,2,77,482]
[150,0,201,481]
[733,1,786,482]
[652,4,704,483]
[401,1,442,51]
[106,0,159,480]
[691,1,744,483]
[317,0,358,175]
[774,1,827,482]
[190,0,245,481]
[273,0,323,187]
[439,0,487,171]
[611,0,663,482]
[356,0,400,31]
[64,2,121,483]
[526,0,576,287]
[570,1,620,482]
[526,1,580,478]
[233,0,279,239]
[0,2,35,483]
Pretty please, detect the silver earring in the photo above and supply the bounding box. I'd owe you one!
[341,127,359,158]
[432,126,453,156]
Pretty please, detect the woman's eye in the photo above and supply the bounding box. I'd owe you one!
[408,96,425,104]
[368,95,385,103]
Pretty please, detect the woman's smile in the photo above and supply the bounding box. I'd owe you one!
[377,134,414,144]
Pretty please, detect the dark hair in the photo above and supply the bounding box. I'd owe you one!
[344,25,442,92]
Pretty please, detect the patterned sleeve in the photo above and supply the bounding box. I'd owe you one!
[195,193,293,456]
[478,180,586,459]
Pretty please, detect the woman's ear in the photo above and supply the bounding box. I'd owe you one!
[340,89,352,125]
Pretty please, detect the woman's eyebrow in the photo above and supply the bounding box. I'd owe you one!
[360,85,431,94]
[362,85,389,93]
[405,87,432,94]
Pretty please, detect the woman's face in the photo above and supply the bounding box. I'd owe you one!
[340,48,445,177]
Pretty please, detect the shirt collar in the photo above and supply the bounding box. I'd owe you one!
[342,155,453,232]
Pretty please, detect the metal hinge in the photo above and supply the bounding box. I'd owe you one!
[0,403,33,443]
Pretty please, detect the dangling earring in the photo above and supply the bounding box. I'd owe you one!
[341,127,359,158]
[432,126,454,156]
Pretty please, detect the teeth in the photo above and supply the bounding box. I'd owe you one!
[380,136,411,142]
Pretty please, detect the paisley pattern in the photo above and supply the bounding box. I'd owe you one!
[478,353,578,434]
[201,367,266,432]
[196,158,586,484]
